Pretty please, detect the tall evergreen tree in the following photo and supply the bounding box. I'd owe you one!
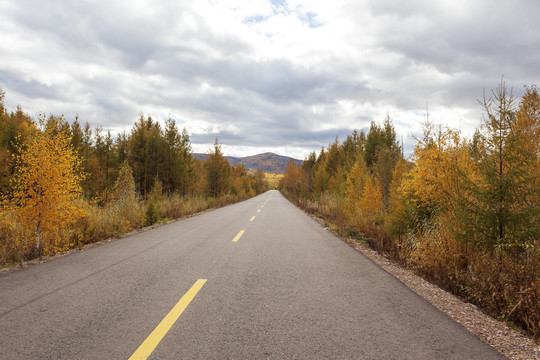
[128,114,150,195]
[163,118,181,193]
[178,127,194,196]
[207,138,230,198]
[456,81,539,251]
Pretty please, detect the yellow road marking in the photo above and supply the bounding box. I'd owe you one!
[232,230,245,242]
[250,216,255,221]
[129,279,207,360]
[257,209,261,213]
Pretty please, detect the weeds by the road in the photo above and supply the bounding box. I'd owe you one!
[0,193,254,269]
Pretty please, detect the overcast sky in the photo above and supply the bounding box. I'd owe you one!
[0,0,538,159]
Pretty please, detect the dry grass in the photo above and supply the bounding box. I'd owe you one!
[0,192,257,269]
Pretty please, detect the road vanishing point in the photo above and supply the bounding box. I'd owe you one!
[0,190,505,359]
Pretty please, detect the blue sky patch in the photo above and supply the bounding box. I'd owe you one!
[298,11,323,28]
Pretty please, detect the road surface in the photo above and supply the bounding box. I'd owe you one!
[0,190,505,359]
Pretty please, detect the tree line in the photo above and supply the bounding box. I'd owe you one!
[279,82,539,339]
[0,88,268,263]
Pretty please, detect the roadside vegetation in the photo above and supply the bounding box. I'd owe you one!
[0,88,268,266]
[279,82,539,339]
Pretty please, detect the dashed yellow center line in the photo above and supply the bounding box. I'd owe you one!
[257,209,261,213]
[129,279,207,360]
[250,216,256,221]
[232,230,245,242]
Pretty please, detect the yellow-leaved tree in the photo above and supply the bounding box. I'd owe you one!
[10,116,85,256]
[358,175,383,225]
[344,157,367,224]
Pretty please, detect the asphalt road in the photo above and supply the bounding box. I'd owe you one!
[0,190,505,359]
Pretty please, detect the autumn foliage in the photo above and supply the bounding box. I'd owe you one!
[280,83,539,339]
[9,116,85,255]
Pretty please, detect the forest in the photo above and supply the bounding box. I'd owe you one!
[279,83,539,339]
[0,88,268,266]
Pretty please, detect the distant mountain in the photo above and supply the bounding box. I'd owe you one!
[192,152,302,174]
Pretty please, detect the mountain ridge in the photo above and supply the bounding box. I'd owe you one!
[193,152,302,174]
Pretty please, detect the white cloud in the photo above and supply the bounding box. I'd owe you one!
[0,0,538,159]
